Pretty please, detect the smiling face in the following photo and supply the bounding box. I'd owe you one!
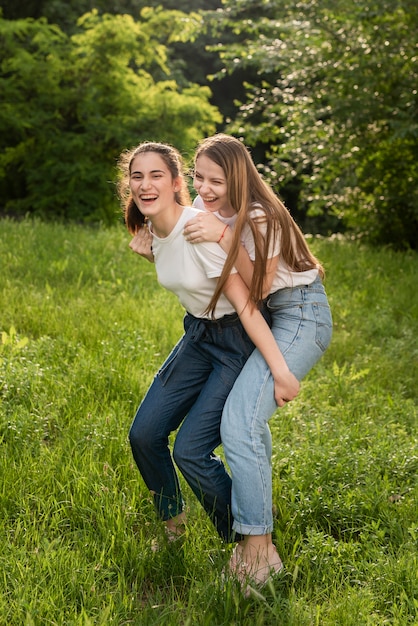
[129,151,180,219]
[193,154,235,217]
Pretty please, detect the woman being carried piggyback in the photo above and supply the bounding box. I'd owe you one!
[184,134,333,595]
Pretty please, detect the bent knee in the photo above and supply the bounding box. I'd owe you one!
[129,421,158,454]
[128,424,142,453]
[173,435,198,471]
[172,438,186,467]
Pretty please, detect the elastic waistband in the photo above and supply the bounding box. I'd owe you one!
[186,312,240,328]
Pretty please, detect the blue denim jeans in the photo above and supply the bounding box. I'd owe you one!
[221,278,333,535]
[129,312,255,542]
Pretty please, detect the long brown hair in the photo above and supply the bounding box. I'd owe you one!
[195,134,324,316]
[117,141,191,235]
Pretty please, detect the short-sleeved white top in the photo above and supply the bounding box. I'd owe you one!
[150,206,237,319]
[192,196,318,291]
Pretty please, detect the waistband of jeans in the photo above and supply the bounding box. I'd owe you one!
[186,312,240,328]
[264,275,322,301]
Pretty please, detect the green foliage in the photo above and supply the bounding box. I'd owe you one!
[209,0,418,248]
[0,219,417,624]
[1,0,222,31]
[2,0,417,247]
[0,11,221,223]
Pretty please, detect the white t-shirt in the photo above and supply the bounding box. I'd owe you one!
[192,196,318,291]
[240,208,318,290]
[150,206,237,319]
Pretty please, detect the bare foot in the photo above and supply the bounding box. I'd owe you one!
[151,513,186,552]
[229,542,283,596]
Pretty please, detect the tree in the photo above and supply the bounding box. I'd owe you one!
[0,10,221,222]
[0,1,230,130]
[0,0,222,33]
[209,0,418,248]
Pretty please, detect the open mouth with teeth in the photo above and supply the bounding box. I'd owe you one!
[140,195,158,205]
[201,197,217,204]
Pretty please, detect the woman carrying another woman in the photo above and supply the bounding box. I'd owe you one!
[117,141,299,548]
[184,134,333,593]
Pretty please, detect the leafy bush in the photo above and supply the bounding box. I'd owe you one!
[0,10,221,223]
[209,0,418,249]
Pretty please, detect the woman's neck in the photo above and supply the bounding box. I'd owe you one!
[218,206,236,218]
[150,203,183,238]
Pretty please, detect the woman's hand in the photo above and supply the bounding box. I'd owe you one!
[273,369,300,407]
[129,227,154,263]
[183,212,226,244]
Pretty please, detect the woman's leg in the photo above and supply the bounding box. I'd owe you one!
[173,318,255,542]
[130,314,255,542]
[222,282,332,582]
[173,368,239,542]
[129,331,213,523]
[222,349,276,535]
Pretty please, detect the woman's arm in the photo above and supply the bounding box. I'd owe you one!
[223,272,300,407]
[184,211,277,297]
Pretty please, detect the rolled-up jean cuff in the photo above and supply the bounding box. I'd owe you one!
[233,522,274,536]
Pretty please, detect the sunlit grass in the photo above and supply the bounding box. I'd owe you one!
[1,219,417,625]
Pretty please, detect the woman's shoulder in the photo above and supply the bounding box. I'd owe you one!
[192,195,205,210]
[183,205,203,217]
[248,202,269,224]
[179,205,203,224]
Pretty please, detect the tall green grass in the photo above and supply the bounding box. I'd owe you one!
[1,219,417,625]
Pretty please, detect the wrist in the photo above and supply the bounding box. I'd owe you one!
[217,224,229,244]
[218,224,233,250]
[272,364,290,380]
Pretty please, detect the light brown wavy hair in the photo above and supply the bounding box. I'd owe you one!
[195,134,324,316]
[117,141,191,235]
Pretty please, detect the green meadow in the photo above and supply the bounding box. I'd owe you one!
[1,218,417,625]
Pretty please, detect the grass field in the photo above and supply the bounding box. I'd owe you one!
[1,218,417,625]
